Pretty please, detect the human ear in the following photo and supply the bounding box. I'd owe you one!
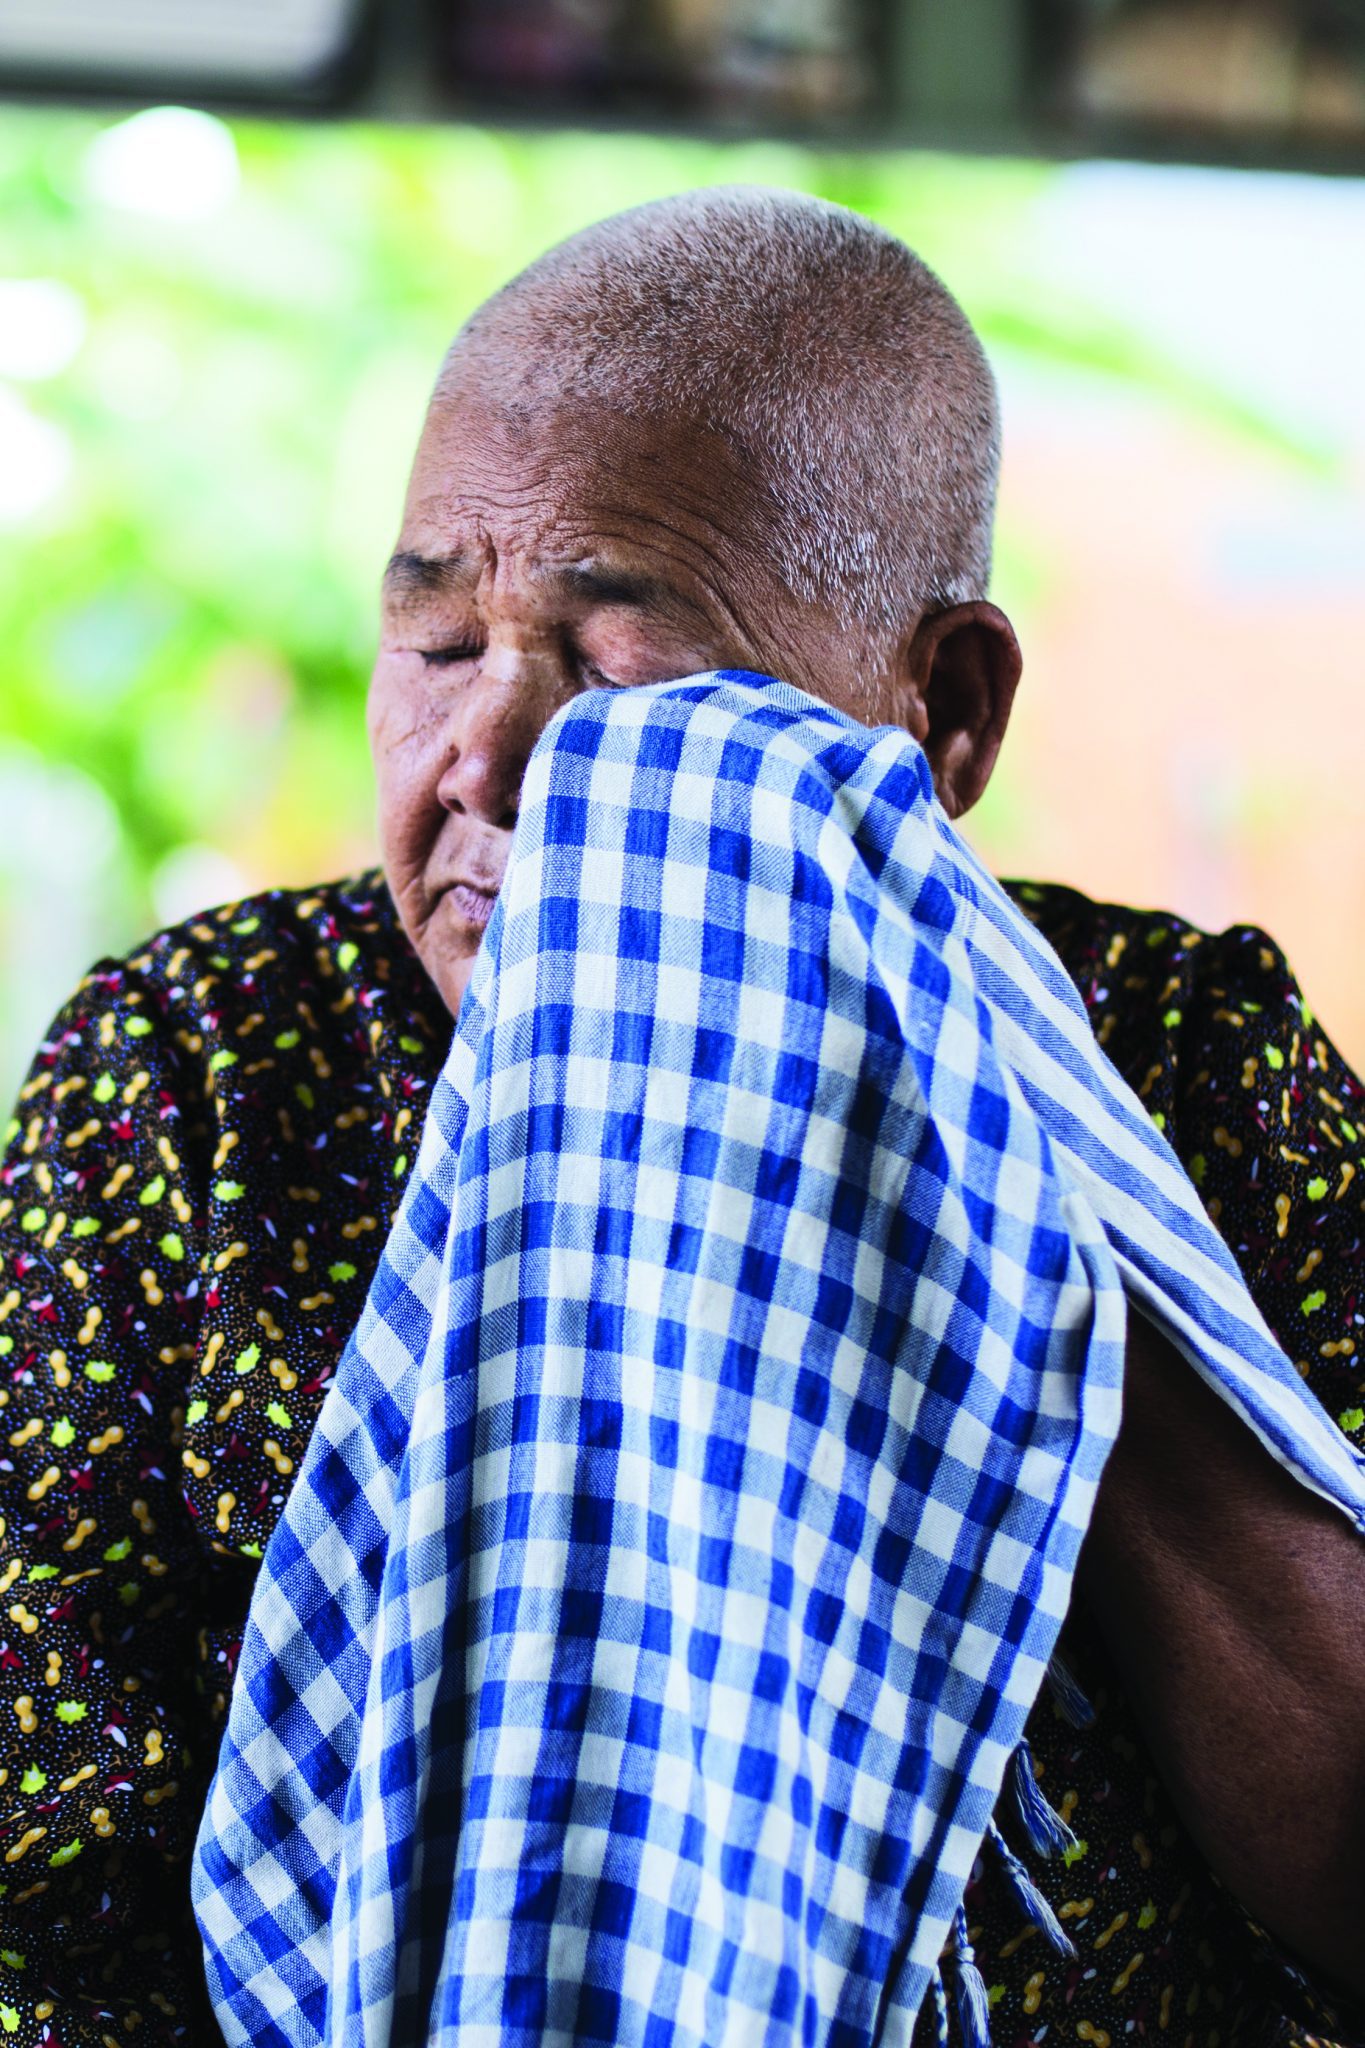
[900,601,1022,818]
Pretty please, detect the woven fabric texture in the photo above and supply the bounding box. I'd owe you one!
[193,675,1365,2048]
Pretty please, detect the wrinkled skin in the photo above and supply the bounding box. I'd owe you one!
[368,376,1020,1016]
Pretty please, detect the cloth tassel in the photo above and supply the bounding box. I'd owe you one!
[930,1964,950,2048]
[950,1904,994,2048]
[1045,1650,1096,1728]
[1010,1738,1079,1859]
[986,1819,1076,1958]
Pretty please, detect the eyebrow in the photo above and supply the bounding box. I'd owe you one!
[550,561,717,637]
[383,550,708,626]
[382,550,477,603]
[547,563,680,611]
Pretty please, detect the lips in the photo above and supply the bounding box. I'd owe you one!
[441,879,500,930]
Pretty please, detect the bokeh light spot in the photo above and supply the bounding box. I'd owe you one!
[0,388,72,524]
[82,106,240,222]
[0,281,88,380]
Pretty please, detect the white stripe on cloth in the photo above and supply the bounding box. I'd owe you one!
[193,674,1365,2048]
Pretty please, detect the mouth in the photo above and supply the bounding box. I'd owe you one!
[439,879,500,931]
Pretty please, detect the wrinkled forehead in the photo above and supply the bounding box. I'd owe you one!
[402,365,781,574]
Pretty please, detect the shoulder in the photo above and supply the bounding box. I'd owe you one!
[1000,878,1357,1135]
[1002,878,1210,1012]
[1005,880,1365,1439]
[116,868,420,1008]
[1001,879,1215,1113]
[8,872,448,1146]
[87,869,433,1038]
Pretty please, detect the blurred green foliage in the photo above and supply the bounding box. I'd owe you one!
[0,108,1316,1105]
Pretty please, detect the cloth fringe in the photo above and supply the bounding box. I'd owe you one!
[930,1965,950,2048]
[949,1904,993,2048]
[985,1819,1076,1958]
[921,1741,1078,2048]
[1010,1736,1079,1859]
[1044,1649,1096,1728]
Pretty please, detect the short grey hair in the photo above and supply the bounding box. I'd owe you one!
[447,186,1000,637]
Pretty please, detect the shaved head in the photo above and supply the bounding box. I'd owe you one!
[439,186,1000,640]
[378,189,1022,1015]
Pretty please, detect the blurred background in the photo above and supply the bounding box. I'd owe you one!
[1,0,1363,1106]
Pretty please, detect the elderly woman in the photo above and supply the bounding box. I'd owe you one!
[1,190,1363,2047]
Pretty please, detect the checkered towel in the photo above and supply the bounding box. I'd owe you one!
[193,674,1365,2048]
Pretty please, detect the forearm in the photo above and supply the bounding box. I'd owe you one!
[1079,1306,1365,1999]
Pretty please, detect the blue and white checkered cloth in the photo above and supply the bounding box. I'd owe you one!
[193,674,1365,2048]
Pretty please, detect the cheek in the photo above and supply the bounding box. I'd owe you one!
[367,649,438,758]
[368,654,446,869]
[580,620,709,687]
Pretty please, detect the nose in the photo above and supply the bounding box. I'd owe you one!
[434,665,566,830]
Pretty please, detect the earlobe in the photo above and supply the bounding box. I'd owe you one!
[904,601,1022,818]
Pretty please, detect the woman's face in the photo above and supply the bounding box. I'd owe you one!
[369,381,869,1016]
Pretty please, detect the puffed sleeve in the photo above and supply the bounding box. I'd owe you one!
[0,958,220,2042]
[1166,925,1365,1450]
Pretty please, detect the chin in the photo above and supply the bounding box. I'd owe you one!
[424,930,481,1019]
[402,880,499,1018]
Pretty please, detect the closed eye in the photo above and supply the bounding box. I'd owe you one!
[419,643,483,668]
[568,641,623,689]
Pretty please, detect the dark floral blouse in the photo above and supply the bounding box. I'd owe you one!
[0,873,1360,2047]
